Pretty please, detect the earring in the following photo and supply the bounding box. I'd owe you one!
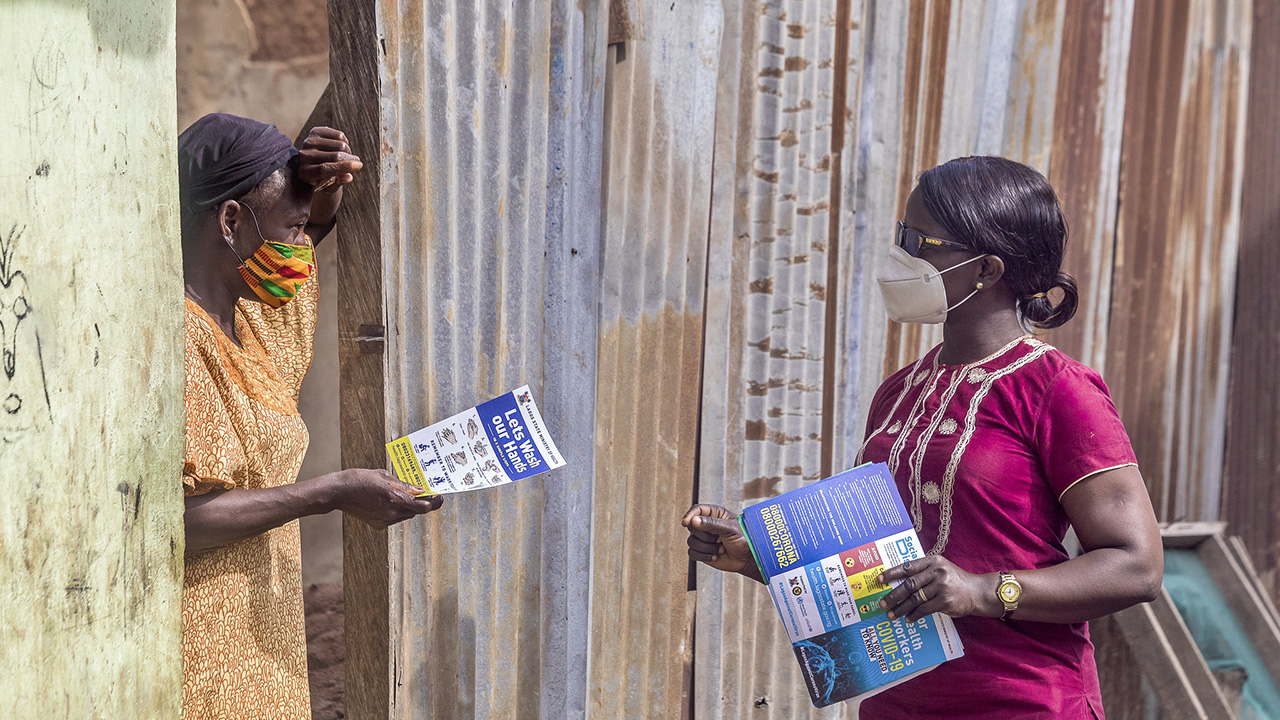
[975,282,985,290]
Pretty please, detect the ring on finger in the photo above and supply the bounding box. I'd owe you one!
[916,588,928,604]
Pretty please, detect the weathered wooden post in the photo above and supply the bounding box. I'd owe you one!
[1,2,185,717]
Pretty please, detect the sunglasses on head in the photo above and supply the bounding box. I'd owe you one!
[896,221,973,257]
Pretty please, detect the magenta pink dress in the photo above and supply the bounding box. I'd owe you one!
[854,336,1136,719]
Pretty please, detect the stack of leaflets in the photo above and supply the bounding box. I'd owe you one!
[738,462,965,708]
[386,385,565,495]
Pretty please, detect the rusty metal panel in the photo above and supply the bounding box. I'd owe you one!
[1105,0,1249,524]
[1042,0,1135,370]
[1225,0,1280,599]
[932,1,1065,166]
[609,0,644,44]
[369,1,609,718]
[836,0,1070,463]
[587,1,722,717]
[701,1,1077,714]
[838,0,951,464]
[332,0,1261,716]
[698,0,1077,714]
[697,0,863,716]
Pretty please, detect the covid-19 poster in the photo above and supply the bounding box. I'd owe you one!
[386,385,566,495]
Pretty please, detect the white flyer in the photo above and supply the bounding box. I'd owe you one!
[386,385,566,495]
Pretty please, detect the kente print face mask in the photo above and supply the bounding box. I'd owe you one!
[224,202,314,308]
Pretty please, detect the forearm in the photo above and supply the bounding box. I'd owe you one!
[988,546,1162,623]
[306,187,341,243]
[184,475,337,552]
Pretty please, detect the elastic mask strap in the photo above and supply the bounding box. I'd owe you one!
[940,253,989,313]
[946,287,981,313]
[239,201,269,243]
[932,253,988,278]
[222,200,269,266]
[223,234,247,265]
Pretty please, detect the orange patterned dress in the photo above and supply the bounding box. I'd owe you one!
[180,276,318,720]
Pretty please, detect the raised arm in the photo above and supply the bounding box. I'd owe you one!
[296,126,362,243]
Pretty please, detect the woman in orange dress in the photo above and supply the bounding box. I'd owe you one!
[177,114,442,719]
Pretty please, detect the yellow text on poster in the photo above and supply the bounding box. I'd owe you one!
[386,436,434,496]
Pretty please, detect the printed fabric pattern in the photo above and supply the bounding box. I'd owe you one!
[180,275,318,720]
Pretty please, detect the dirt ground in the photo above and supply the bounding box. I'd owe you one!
[304,583,345,719]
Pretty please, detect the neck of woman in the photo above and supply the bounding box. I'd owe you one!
[184,254,244,347]
[938,305,1027,365]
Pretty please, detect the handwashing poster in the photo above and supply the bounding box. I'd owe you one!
[386,385,565,495]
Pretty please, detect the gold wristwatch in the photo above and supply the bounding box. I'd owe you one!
[996,571,1022,620]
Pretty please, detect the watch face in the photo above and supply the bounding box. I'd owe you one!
[1000,582,1021,603]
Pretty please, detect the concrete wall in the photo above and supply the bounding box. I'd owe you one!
[0,2,184,717]
[177,0,330,137]
[175,0,343,586]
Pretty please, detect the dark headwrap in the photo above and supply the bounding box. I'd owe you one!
[178,113,299,213]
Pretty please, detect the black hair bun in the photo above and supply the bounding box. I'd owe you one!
[1023,272,1079,329]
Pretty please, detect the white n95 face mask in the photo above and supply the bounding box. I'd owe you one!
[876,245,988,324]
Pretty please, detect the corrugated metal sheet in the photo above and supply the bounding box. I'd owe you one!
[705,1,1078,715]
[696,0,1089,713]
[335,0,1261,716]
[837,0,1071,481]
[835,0,1250,530]
[1103,0,1249,525]
[1041,0,1134,370]
[840,0,952,462]
[697,0,861,716]
[587,2,722,717]
[372,1,609,718]
[1225,0,1280,600]
[838,0,1244,527]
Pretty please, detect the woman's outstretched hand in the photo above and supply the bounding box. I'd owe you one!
[184,468,443,553]
[328,469,444,529]
[682,504,763,583]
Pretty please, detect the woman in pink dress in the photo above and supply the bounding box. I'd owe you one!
[684,156,1163,718]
